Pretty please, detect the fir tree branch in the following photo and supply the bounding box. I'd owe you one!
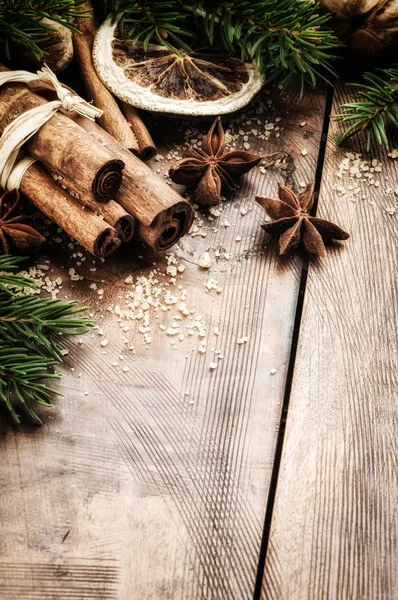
[0,255,33,289]
[106,0,193,52]
[334,66,398,150]
[0,0,88,59]
[104,0,342,89]
[195,0,341,88]
[0,255,93,425]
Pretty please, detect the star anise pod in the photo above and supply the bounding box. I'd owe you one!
[256,181,349,257]
[169,116,261,206]
[0,189,45,255]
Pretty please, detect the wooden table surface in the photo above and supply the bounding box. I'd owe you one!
[0,79,397,600]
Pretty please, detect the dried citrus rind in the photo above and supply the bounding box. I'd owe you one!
[93,17,264,116]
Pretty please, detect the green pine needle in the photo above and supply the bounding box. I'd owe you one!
[334,66,398,151]
[103,0,342,89]
[0,0,88,60]
[0,255,93,425]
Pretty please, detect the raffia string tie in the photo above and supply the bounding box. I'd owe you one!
[0,65,103,191]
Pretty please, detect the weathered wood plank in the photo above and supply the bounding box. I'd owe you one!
[261,82,398,600]
[0,85,327,599]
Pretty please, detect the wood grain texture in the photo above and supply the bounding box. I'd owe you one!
[0,86,327,599]
[261,82,398,600]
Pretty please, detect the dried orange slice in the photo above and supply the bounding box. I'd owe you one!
[93,17,264,116]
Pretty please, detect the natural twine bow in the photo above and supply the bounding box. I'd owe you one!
[0,65,103,191]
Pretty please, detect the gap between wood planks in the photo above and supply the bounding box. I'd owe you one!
[253,84,336,600]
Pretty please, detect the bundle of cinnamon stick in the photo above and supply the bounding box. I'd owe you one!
[0,58,193,257]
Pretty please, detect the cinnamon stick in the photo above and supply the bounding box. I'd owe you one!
[0,64,124,204]
[49,170,135,243]
[139,217,186,251]
[121,103,156,161]
[20,162,121,257]
[86,200,135,243]
[73,1,140,154]
[74,116,194,252]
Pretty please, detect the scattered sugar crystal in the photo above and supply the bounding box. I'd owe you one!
[209,207,221,218]
[335,153,384,200]
[167,265,177,277]
[204,279,218,292]
[199,252,211,269]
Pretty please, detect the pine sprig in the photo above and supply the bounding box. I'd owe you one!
[334,66,398,150]
[108,1,193,53]
[195,0,341,89]
[0,256,33,289]
[0,0,88,60]
[104,0,342,89]
[0,255,93,424]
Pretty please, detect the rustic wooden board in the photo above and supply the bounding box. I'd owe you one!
[0,86,326,599]
[261,83,398,599]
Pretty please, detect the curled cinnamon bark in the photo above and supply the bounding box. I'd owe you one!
[21,162,120,257]
[47,171,135,244]
[91,161,124,203]
[0,64,124,204]
[73,1,141,154]
[88,199,135,243]
[139,214,191,252]
[121,103,156,161]
[74,116,193,252]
